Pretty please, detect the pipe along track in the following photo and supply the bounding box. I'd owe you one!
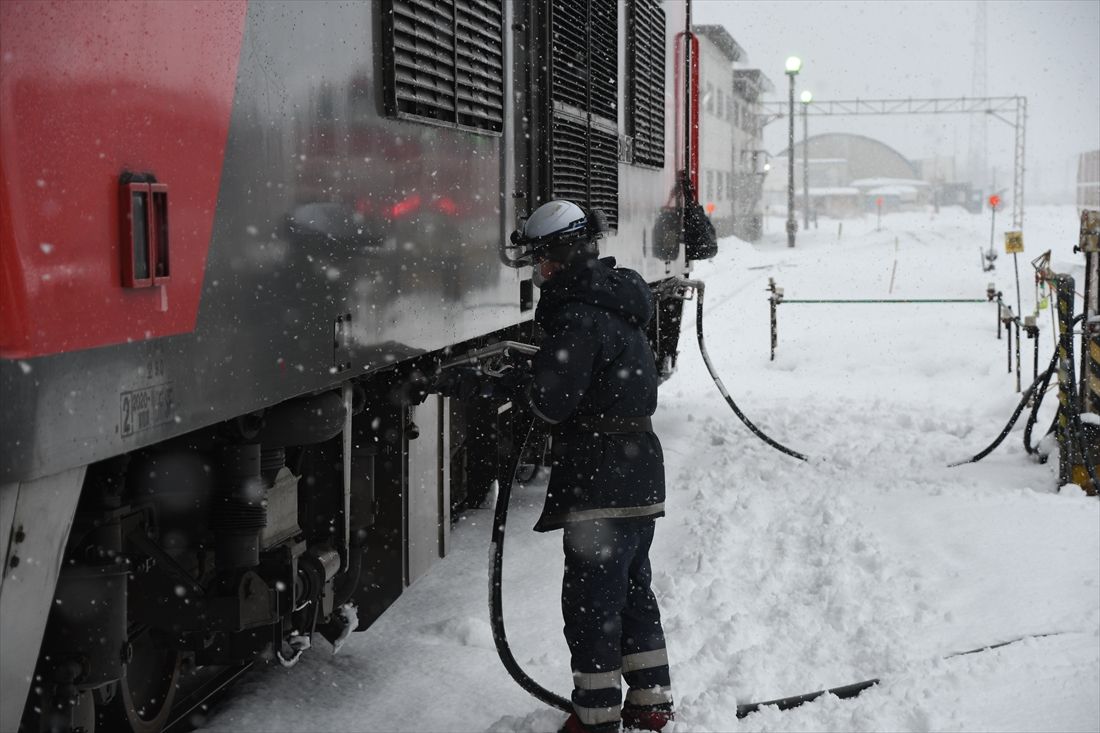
[485,281,1094,721]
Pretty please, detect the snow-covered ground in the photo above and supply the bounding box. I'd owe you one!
[198,205,1099,733]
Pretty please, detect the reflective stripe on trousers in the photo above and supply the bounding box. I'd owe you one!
[623,648,673,707]
[572,668,623,726]
[563,519,674,724]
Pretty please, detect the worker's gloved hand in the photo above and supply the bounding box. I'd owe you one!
[433,366,487,400]
[493,367,530,401]
[433,365,530,401]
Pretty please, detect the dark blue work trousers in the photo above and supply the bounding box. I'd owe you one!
[561,519,673,728]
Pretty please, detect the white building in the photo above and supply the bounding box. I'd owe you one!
[693,25,743,236]
[693,25,772,240]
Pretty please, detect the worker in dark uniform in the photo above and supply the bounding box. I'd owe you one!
[511,200,675,733]
[436,200,675,731]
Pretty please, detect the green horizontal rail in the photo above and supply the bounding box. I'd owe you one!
[779,298,987,304]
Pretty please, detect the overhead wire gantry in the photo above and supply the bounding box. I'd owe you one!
[758,96,1028,229]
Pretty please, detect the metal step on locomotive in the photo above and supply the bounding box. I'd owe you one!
[0,1,710,731]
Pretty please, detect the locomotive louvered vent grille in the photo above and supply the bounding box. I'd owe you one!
[587,2,618,122]
[550,2,587,114]
[628,0,666,168]
[589,124,620,219]
[384,0,504,133]
[551,116,589,203]
[548,0,619,228]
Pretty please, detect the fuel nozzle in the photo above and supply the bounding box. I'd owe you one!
[1023,315,1039,338]
[439,340,538,377]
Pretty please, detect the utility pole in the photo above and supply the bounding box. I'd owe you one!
[785,56,801,247]
[801,90,812,231]
[968,0,988,194]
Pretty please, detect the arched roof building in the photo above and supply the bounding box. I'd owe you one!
[781,133,918,181]
[763,133,929,218]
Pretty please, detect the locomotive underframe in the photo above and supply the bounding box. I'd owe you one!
[5,296,685,731]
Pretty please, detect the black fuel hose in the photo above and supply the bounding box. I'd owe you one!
[950,312,1098,490]
[488,414,572,714]
[948,353,1058,467]
[1022,371,1058,457]
[679,278,809,461]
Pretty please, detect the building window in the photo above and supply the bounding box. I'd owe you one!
[627,0,666,169]
[382,0,505,134]
[705,82,714,114]
[716,169,723,201]
[548,0,619,227]
[706,169,714,201]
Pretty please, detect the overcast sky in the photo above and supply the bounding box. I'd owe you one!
[693,0,1100,202]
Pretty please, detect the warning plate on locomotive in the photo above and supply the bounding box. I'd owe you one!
[120,383,175,437]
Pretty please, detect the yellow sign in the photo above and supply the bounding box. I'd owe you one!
[1004,231,1024,254]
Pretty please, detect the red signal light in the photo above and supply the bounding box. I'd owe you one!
[989,194,1001,209]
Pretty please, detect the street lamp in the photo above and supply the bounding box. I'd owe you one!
[785,56,801,247]
[800,90,812,231]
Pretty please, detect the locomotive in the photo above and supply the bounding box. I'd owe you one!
[0,1,702,730]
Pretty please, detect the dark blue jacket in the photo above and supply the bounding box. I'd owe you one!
[528,256,665,531]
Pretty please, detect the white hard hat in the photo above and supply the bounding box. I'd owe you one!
[522,200,587,242]
[509,200,607,263]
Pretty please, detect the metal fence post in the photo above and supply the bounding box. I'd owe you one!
[767,278,780,361]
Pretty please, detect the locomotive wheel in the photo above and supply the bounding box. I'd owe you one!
[97,626,181,733]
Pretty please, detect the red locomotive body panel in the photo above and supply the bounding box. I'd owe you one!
[0,0,246,358]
